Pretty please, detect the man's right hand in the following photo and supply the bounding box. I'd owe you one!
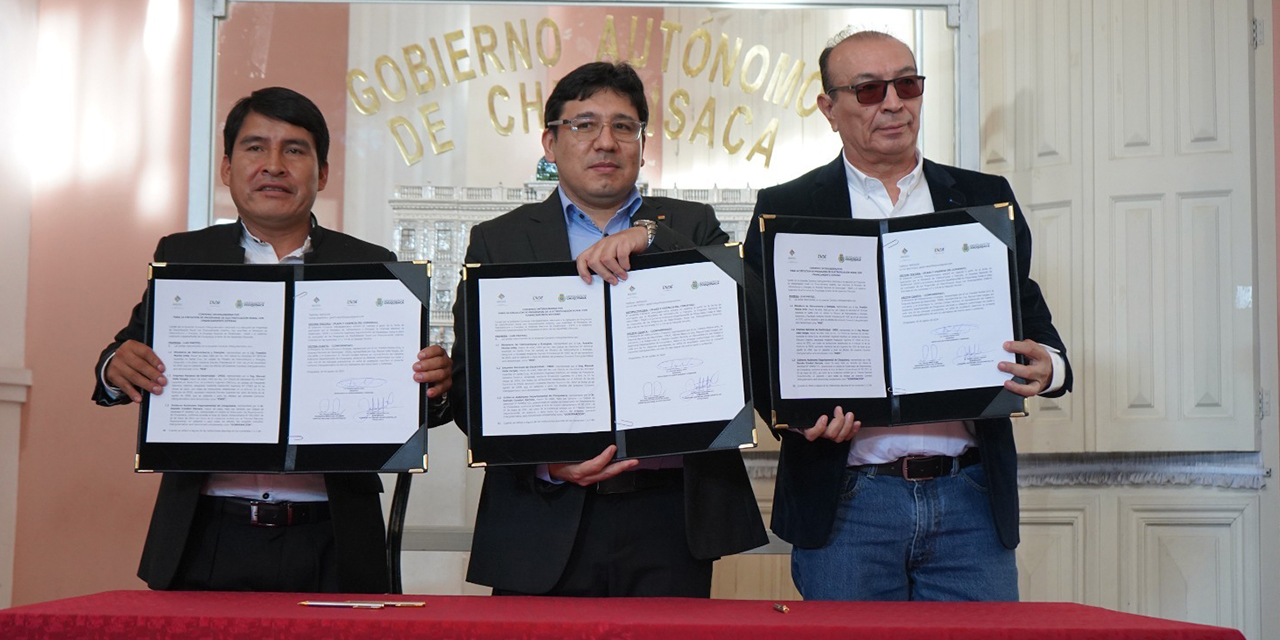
[798,406,860,443]
[575,227,650,285]
[105,340,167,403]
[547,444,639,486]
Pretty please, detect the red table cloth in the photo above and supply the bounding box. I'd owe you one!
[0,590,1244,640]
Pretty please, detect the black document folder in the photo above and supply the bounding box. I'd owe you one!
[462,245,756,467]
[754,205,1027,429]
[136,261,431,473]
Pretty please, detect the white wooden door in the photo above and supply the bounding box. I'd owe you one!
[1091,0,1255,452]
[983,0,1257,454]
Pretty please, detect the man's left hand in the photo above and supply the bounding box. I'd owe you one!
[576,226,650,285]
[999,339,1053,397]
[413,345,452,399]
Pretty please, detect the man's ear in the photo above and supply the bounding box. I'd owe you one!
[816,93,838,132]
[219,155,232,186]
[317,162,329,192]
[541,128,557,163]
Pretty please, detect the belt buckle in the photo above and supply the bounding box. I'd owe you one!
[901,456,934,482]
[249,501,292,527]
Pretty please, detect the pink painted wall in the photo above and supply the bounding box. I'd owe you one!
[14,0,349,606]
[14,0,191,605]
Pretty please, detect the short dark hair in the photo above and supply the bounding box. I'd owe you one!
[544,62,648,134]
[223,87,330,166]
[818,30,905,95]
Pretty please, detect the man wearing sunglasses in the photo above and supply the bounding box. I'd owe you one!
[451,61,766,597]
[745,31,1072,601]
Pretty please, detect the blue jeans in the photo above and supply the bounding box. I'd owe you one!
[791,462,1018,601]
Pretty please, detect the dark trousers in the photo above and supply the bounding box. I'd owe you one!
[495,479,713,597]
[169,496,341,592]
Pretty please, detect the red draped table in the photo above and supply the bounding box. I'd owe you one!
[0,590,1243,640]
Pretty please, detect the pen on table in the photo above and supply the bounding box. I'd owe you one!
[772,603,790,614]
[298,601,384,609]
[298,600,427,609]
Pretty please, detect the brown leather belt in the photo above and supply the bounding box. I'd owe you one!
[205,496,331,527]
[594,469,682,495]
[851,447,982,481]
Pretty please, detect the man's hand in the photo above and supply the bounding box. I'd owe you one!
[413,345,452,399]
[575,226,650,285]
[105,340,166,403]
[548,444,639,486]
[1000,339,1053,397]
[799,406,860,443]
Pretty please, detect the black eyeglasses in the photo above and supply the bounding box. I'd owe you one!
[828,75,925,105]
[545,116,646,141]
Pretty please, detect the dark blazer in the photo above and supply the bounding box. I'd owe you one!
[451,190,768,594]
[92,219,404,593]
[744,155,1073,551]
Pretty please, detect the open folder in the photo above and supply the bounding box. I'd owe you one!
[136,261,431,473]
[754,204,1027,429]
[462,245,756,466]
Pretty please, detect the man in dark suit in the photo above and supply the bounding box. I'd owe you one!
[451,62,766,597]
[745,31,1073,601]
[93,87,454,593]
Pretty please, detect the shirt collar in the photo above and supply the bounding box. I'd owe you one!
[558,188,644,231]
[239,219,313,263]
[842,150,925,200]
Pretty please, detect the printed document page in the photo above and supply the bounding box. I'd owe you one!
[773,233,886,399]
[288,279,422,445]
[478,275,611,436]
[881,222,1015,394]
[611,261,745,431]
[147,279,285,444]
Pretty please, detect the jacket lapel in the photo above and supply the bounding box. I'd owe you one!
[923,159,967,212]
[811,155,854,219]
[202,220,248,263]
[524,189,574,262]
[632,198,662,225]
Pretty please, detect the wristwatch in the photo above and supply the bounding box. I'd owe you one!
[632,219,658,247]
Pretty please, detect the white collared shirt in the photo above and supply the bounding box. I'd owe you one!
[840,152,1064,465]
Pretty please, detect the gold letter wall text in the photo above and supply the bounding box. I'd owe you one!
[350,14,812,169]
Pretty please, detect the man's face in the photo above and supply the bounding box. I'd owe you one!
[817,37,922,171]
[220,111,328,231]
[541,89,644,212]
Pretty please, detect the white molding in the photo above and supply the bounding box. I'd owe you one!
[1247,1,1278,639]
[187,0,219,232]
[0,368,28,610]
[0,367,33,405]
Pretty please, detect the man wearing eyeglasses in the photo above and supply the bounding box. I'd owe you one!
[745,31,1072,601]
[451,61,766,597]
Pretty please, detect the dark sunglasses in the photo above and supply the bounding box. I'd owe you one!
[828,75,925,105]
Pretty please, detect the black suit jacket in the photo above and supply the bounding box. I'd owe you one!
[744,155,1073,550]
[450,190,768,593]
[92,219,405,593]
